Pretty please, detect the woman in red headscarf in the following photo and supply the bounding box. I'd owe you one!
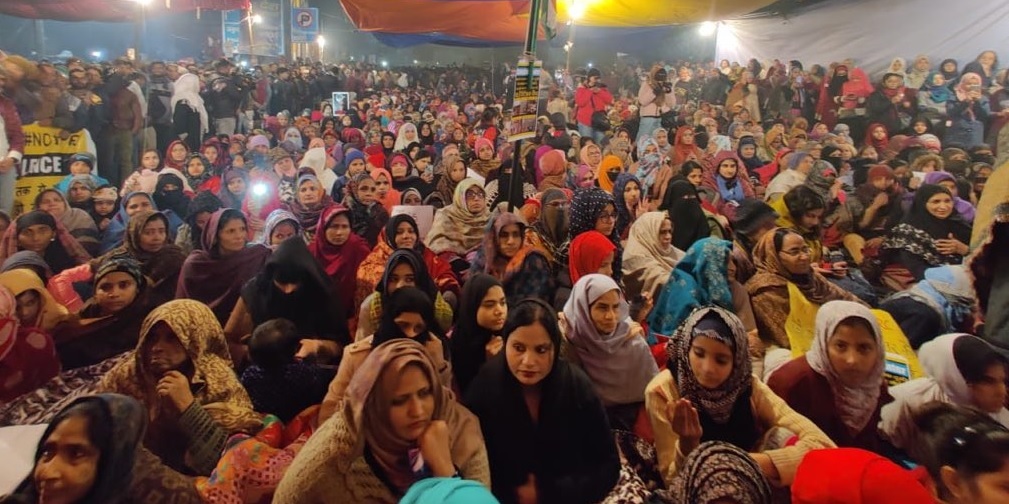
[309,205,372,318]
[568,230,618,285]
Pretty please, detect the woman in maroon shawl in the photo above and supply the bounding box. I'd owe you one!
[816,65,848,129]
[309,204,371,321]
[175,208,271,325]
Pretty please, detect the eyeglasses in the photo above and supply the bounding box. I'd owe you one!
[546,201,569,208]
[780,247,811,257]
[597,212,617,221]
[465,191,485,201]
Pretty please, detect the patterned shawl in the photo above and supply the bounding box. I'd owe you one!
[671,441,771,504]
[673,307,752,424]
[425,179,491,255]
[648,238,733,339]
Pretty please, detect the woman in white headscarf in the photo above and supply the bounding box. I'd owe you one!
[767,300,890,453]
[880,333,1009,451]
[171,72,209,152]
[621,211,685,302]
[562,273,657,430]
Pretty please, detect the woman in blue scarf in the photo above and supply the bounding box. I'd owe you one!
[647,237,737,341]
[880,264,976,349]
[99,192,183,254]
[703,151,755,221]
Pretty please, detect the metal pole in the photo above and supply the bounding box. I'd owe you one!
[34,20,46,57]
[504,0,542,211]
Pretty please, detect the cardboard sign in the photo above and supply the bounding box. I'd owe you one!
[14,124,94,216]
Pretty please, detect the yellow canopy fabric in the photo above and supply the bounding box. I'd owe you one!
[557,0,778,27]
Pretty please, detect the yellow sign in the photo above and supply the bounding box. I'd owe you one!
[13,124,94,216]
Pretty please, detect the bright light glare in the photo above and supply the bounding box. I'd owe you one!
[569,0,588,21]
[316,35,326,48]
[251,14,263,24]
[240,60,248,67]
[698,21,717,37]
[251,183,268,197]
[91,51,102,59]
[133,0,152,5]
[381,60,388,68]
[587,62,593,68]
[413,59,418,65]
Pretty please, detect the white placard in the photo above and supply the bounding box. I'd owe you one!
[391,205,435,240]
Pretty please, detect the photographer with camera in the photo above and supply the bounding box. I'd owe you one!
[945,72,991,148]
[574,67,613,144]
[637,64,677,143]
[206,58,245,136]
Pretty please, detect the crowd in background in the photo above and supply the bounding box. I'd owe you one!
[0,47,1008,504]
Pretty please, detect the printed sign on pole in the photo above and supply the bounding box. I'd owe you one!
[507,58,543,143]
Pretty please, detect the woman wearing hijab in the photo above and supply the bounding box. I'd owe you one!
[98,300,262,475]
[881,333,1009,450]
[224,238,349,366]
[0,280,60,401]
[171,72,209,152]
[470,137,501,179]
[746,228,866,371]
[594,155,623,193]
[356,214,459,311]
[866,73,917,137]
[285,171,334,243]
[670,441,772,504]
[569,187,623,282]
[103,192,183,254]
[175,208,272,325]
[218,166,248,211]
[469,211,554,306]
[922,170,976,222]
[309,204,372,318]
[767,301,891,453]
[182,153,219,195]
[945,72,991,149]
[450,274,507,397]
[277,339,489,503]
[426,179,491,258]
[257,209,300,248]
[670,125,704,166]
[358,249,455,341]
[563,274,658,429]
[578,143,603,182]
[318,287,453,424]
[394,122,419,151]
[613,172,644,240]
[816,65,850,129]
[344,172,389,247]
[152,171,192,220]
[622,211,685,303]
[0,211,92,275]
[465,298,621,504]
[646,306,834,488]
[431,154,467,207]
[568,230,617,287]
[34,188,101,256]
[703,151,756,219]
[648,237,757,343]
[4,393,202,504]
[659,179,716,251]
[961,50,999,88]
[881,184,971,289]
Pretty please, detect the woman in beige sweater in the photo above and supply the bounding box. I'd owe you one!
[645,306,834,488]
[275,339,488,503]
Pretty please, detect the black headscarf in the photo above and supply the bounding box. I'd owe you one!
[14,210,80,274]
[373,286,439,347]
[240,237,349,345]
[377,249,440,307]
[451,273,504,395]
[7,394,146,504]
[902,184,971,242]
[660,179,711,250]
[381,131,397,158]
[736,136,765,172]
[154,172,192,220]
[383,213,422,252]
[939,58,960,81]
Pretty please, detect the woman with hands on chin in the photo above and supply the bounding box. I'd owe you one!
[274,338,490,503]
[98,299,263,476]
[645,306,834,489]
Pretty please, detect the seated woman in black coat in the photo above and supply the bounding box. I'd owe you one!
[224,237,350,367]
[464,298,620,504]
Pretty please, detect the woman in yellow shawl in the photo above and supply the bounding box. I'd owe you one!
[99,299,262,476]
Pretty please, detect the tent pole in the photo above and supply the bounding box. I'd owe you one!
[504,0,542,211]
[34,20,46,57]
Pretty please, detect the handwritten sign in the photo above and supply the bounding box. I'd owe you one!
[13,124,94,216]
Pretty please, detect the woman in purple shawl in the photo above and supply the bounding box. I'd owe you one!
[175,208,272,324]
[922,171,976,223]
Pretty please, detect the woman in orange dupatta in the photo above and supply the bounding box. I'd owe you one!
[467,211,555,306]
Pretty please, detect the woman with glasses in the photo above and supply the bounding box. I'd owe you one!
[568,188,623,290]
[468,211,554,306]
[426,180,492,272]
[746,228,866,378]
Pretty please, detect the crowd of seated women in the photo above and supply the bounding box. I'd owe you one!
[4,50,1009,504]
